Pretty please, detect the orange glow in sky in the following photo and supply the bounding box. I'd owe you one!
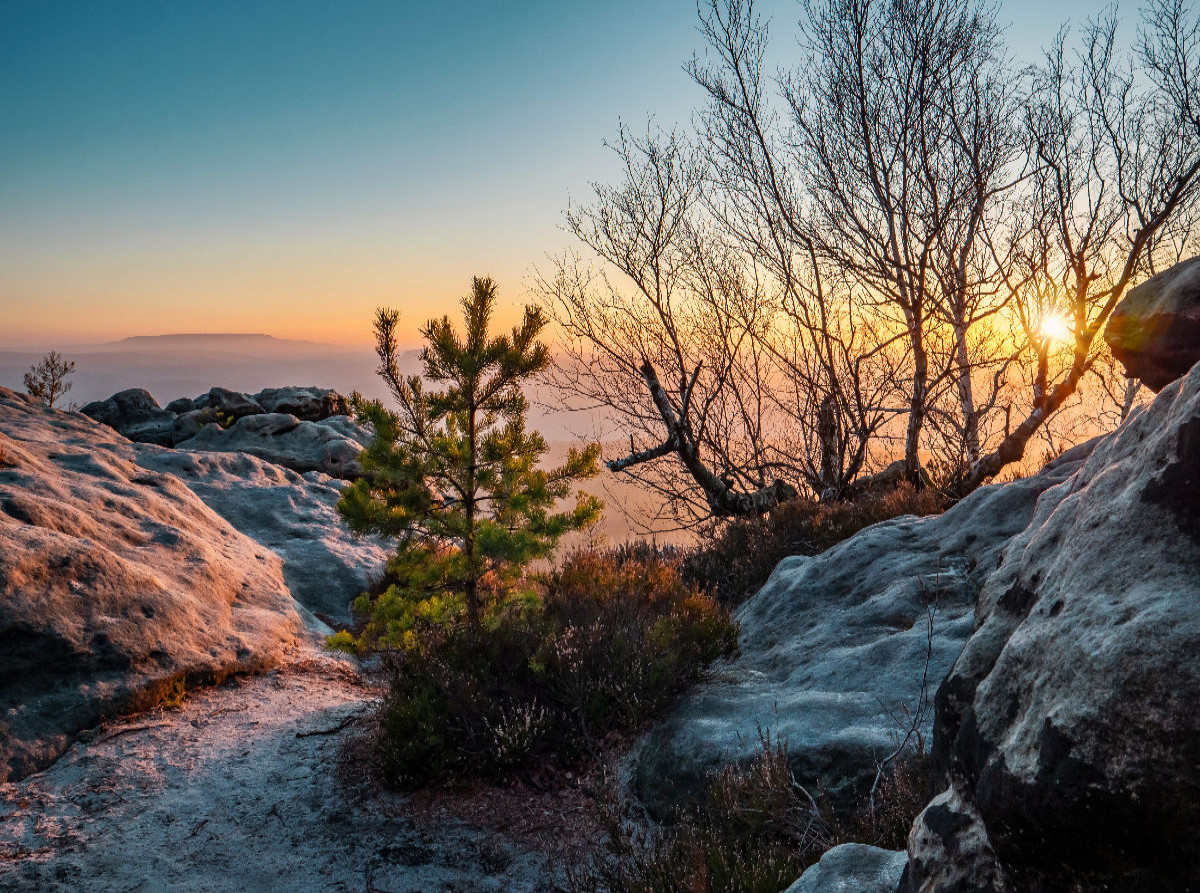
[0,0,1101,349]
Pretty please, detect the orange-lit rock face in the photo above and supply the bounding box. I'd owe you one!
[0,388,305,783]
[1106,255,1200,392]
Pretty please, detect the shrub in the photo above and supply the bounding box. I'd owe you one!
[372,545,738,789]
[570,732,930,893]
[337,279,600,636]
[682,483,947,607]
[23,350,76,408]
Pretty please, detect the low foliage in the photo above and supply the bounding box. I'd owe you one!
[23,350,76,408]
[371,545,738,788]
[338,278,601,634]
[682,484,947,607]
[570,732,930,893]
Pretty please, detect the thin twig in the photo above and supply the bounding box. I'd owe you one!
[295,715,359,738]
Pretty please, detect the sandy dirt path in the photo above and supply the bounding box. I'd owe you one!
[0,654,558,893]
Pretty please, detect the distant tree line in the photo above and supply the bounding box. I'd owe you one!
[541,0,1200,525]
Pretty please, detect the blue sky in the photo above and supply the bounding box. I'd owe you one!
[0,0,1110,346]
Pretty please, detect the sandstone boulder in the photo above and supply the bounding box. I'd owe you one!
[199,386,264,420]
[1105,254,1200,391]
[0,388,306,783]
[632,444,1095,818]
[253,386,349,421]
[175,412,367,478]
[905,361,1200,891]
[787,844,907,893]
[170,407,220,446]
[79,388,175,446]
[137,449,388,623]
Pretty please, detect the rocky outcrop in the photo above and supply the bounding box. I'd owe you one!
[0,386,388,783]
[174,412,368,478]
[197,386,264,420]
[905,360,1200,891]
[138,449,387,623]
[171,407,220,445]
[1106,255,1200,391]
[80,388,176,446]
[787,844,907,893]
[632,443,1095,818]
[79,386,365,478]
[0,388,307,783]
[254,386,350,421]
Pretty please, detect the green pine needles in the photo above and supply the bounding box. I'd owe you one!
[336,277,602,648]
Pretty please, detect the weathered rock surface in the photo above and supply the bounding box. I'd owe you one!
[137,449,388,623]
[79,388,175,446]
[195,386,265,420]
[1106,254,1200,391]
[175,412,368,477]
[633,444,1095,818]
[0,658,557,893]
[787,844,907,893]
[81,385,364,478]
[254,386,350,421]
[905,361,1200,891]
[170,407,220,445]
[0,388,306,783]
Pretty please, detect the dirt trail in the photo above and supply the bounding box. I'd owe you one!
[0,654,557,893]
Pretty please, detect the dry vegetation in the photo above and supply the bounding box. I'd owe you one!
[566,733,930,893]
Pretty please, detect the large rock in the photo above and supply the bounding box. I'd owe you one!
[199,386,264,421]
[0,388,306,783]
[79,388,175,446]
[632,445,1095,818]
[137,449,388,623]
[170,407,220,445]
[175,412,368,478]
[1105,255,1200,391]
[787,844,907,893]
[905,361,1200,891]
[254,386,349,421]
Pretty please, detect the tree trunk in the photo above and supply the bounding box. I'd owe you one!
[818,394,838,495]
[953,322,981,466]
[905,331,929,484]
[962,359,1089,491]
[464,397,480,629]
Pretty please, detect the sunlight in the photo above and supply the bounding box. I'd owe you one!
[1039,312,1073,344]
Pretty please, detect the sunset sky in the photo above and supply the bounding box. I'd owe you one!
[2,0,1102,348]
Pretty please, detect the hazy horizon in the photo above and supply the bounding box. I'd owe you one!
[2,0,1105,347]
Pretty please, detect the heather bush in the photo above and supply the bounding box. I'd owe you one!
[682,483,947,607]
[373,545,737,788]
[571,732,930,893]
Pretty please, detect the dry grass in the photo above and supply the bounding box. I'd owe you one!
[565,732,932,893]
[683,483,948,607]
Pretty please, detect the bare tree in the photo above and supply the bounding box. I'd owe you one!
[963,0,1200,490]
[543,126,797,523]
[780,0,1019,481]
[689,0,899,499]
[551,0,1199,525]
[23,350,76,408]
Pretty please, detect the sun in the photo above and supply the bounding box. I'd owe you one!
[1039,313,1073,344]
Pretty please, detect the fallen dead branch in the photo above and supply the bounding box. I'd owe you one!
[295,715,360,738]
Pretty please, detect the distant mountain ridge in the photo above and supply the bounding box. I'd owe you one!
[102,333,354,352]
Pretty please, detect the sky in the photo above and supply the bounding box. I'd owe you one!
[0,0,1108,348]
